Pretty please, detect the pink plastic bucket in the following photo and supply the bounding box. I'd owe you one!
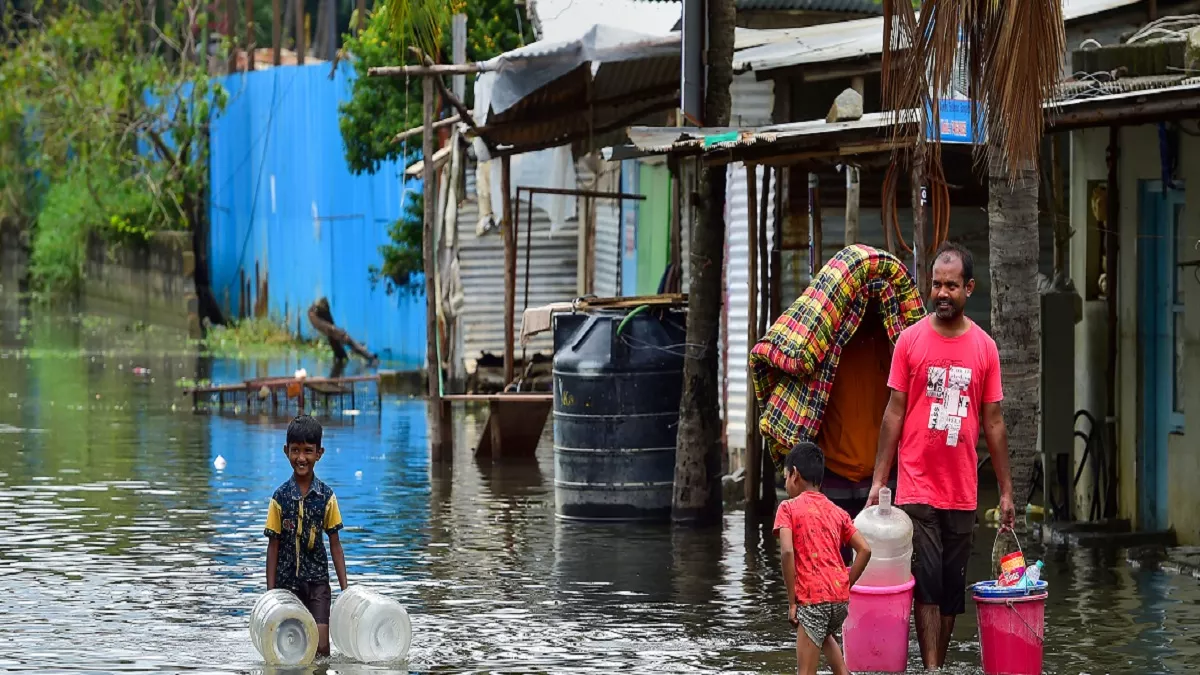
[975,592,1047,675]
[843,577,915,674]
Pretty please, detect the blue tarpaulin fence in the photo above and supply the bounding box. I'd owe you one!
[208,62,425,368]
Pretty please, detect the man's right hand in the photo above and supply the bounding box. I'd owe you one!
[865,482,885,510]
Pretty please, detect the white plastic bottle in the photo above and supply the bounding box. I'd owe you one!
[249,589,319,666]
[331,585,413,663]
[852,487,915,587]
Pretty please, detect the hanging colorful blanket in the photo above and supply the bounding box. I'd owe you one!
[750,244,926,467]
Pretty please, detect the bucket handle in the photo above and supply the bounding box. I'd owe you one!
[1005,599,1045,644]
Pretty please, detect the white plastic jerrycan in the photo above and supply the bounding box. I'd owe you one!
[852,487,914,587]
[331,585,413,663]
[249,589,319,666]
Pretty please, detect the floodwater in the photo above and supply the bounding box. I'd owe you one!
[0,298,1198,674]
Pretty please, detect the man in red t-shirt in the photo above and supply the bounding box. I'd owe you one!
[867,242,1016,671]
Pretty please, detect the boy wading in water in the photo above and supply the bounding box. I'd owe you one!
[265,415,349,656]
[775,442,872,675]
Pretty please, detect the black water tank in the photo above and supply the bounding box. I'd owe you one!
[552,307,687,521]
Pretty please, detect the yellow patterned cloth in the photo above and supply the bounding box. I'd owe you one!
[750,244,925,467]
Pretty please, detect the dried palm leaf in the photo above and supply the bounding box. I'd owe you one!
[881,0,1065,180]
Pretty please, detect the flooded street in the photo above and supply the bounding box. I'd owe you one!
[0,299,1198,674]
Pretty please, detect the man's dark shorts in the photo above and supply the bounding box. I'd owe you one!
[900,504,975,617]
[290,580,332,624]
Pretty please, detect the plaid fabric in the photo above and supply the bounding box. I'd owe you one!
[750,244,925,467]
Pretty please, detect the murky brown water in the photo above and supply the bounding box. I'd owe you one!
[0,297,1198,674]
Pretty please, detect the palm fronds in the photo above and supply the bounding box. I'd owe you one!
[383,0,468,62]
[882,0,1066,179]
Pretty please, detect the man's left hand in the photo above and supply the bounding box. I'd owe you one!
[999,493,1016,527]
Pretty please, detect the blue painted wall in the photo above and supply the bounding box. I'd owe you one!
[208,63,425,368]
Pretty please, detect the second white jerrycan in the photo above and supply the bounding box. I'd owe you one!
[852,487,914,587]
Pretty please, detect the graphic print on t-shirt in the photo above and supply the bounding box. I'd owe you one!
[925,363,972,446]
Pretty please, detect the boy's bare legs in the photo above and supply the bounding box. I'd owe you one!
[937,615,956,666]
[822,635,850,675]
[914,603,942,669]
[317,624,330,657]
[795,630,821,675]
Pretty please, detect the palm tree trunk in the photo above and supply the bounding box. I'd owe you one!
[987,157,1041,509]
[673,0,735,524]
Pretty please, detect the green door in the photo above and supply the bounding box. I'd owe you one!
[636,163,671,295]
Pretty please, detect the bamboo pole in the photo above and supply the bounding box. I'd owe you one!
[227,0,237,72]
[423,76,447,461]
[502,155,516,387]
[745,164,761,512]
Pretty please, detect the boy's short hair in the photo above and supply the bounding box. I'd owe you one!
[287,415,323,446]
[784,442,825,487]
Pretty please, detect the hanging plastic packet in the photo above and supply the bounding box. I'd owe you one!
[991,526,1026,587]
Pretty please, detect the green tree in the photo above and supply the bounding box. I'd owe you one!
[339,0,534,291]
[0,1,226,293]
[339,0,534,175]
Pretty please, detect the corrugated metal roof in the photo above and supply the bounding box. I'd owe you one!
[732,0,1143,72]
[1055,74,1199,101]
[628,110,911,154]
[735,0,881,13]
[477,26,681,153]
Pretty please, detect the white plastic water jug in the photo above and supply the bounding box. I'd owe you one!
[249,589,319,666]
[331,585,412,663]
[853,487,914,587]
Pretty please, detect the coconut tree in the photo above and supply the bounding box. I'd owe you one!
[880,0,1066,509]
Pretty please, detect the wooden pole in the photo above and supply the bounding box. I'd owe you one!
[502,155,516,387]
[272,0,281,65]
[770,166,784,321]
[758,167,770,336]
[745,164,761,513]
[912,153,929,296]
[756,165,771,513]
[227,0,237,72]
[669,156,683,286]
[357,0,367,35]
[845,165,861,246]
[294,0,304,65]
[808,172,823,274]
[423,76,447,461]
[370,63,491,76]
[246,0,255,71]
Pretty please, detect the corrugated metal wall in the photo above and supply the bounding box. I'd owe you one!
[456,164,579,369]
[723,162,777,460]
[730,73,775,127]
[580,159,622,298]
[208,63,426,367]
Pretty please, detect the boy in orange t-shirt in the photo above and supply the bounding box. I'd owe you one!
[775,442,872,675]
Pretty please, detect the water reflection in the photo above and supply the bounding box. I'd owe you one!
[1,300,1200,673]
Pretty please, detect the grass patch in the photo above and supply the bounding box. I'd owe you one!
[199,318,325,359]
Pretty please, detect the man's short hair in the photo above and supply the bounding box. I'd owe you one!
[933,241,975,283]
[287,414,323,446]
[784,442,825,487]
